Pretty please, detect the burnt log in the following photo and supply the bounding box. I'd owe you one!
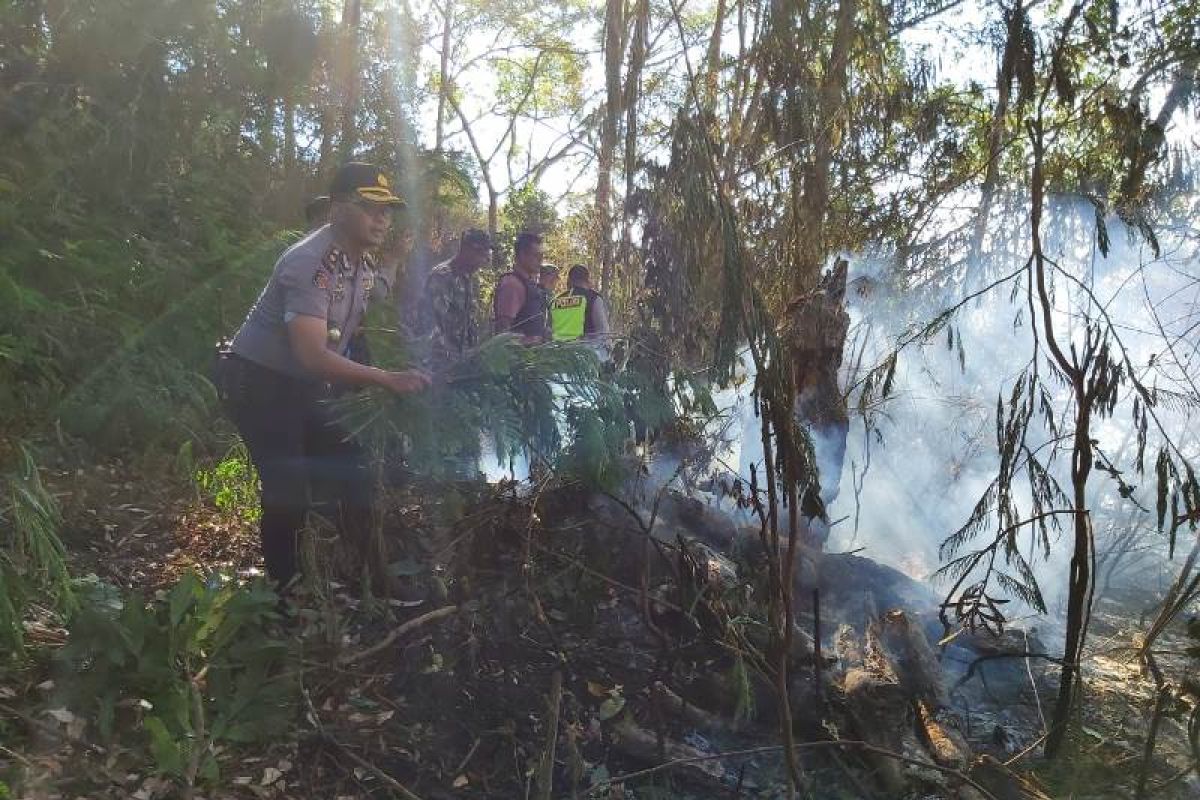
[782,258,852,539]
[838,614,986,797]
[608,718,732,789]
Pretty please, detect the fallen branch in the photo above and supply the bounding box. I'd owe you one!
[587,737,1002,800]
[608,719,729,788]
[652,681,734,732]
[338,605,459,666]
[952,650,1064,692]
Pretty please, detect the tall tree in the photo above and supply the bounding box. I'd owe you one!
[338,0,364,160]
[596,0,625,292]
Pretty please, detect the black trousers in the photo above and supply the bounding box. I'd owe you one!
[216,354,373,586]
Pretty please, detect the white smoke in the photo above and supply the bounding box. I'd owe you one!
[826,198,1199,626]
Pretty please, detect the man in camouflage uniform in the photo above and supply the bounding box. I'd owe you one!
[422,228,492,366]
[418,229,492,478]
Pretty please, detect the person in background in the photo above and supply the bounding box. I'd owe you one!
[422,228,491,366]
[493,231,548,344]
[550,264,611,345]
[305,195,331,232]
[218,162,430,590]
[539,264,560,297]
[539,264,560,342]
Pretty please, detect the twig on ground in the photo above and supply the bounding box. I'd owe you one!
[1004,732,1050,766]
[302,683,425,800]
[338,605,459,665]
[336,740,426,800]
[1023,628,1047,733]
[454,737,483,776]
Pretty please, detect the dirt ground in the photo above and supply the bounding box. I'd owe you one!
[2,461,1197,799]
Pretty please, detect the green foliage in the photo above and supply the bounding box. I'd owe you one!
[194,443,261,523]
[57,573,296,784]
[497,183,562,265]
[0,443,74,656]
[337,335,632,489]
[0,0,461,455]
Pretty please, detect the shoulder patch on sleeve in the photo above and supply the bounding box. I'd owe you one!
[323,246,346,272]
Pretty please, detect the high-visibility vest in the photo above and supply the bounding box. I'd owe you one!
[550,292,587,341]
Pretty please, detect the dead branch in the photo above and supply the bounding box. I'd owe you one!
[338,605,459,666]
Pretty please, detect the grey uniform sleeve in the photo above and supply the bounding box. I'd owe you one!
[278,252,332,322]
[590,296,611,338]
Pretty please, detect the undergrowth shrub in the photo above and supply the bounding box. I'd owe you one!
[194,442,261,523]
[57,572,296,785]
[0,443,74,655]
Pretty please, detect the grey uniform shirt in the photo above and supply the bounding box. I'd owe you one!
[230,226,389,379]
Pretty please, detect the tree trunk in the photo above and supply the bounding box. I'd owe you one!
[793,0,856,298]
[283,91,297,180]
[596,0,624,293]
[1028,118,1095,759]
[338,0,363,161]
[618,0,649,297]
[434,0,453,153]
[701,0,727,109]
[318,9,338,174]
[1045,400,1094,757]
[260,95,277,166]
[781,0,857,542]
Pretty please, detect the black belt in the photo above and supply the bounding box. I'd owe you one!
[215,352,329,407]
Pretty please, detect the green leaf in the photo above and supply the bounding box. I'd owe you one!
[200,753,220,783]
[169,572,200,627]
[598,695,625,721]
[145,716,185,776]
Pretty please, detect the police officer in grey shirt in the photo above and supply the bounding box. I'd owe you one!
[220,162,430,588]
